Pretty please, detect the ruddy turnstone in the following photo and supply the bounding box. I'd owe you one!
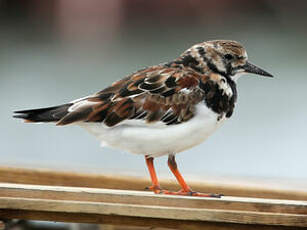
[14,40,273,197]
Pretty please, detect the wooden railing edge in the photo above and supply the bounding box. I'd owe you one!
[0,166,306,201]
[0,183,307,229]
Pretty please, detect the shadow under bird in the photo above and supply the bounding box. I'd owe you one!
[14,40,273,197]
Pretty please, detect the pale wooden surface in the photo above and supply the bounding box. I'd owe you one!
[0,183,307,229]
[1,166,307,201]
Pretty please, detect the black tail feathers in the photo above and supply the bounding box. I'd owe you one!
[13,103,72,123]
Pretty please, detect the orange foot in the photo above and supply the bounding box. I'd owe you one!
[162,189,223,198]
[145,185,165,194]
[146,186,222,198]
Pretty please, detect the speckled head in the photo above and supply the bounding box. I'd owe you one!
[180,40,273,81]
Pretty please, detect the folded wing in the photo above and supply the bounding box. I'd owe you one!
[15,65,208,127]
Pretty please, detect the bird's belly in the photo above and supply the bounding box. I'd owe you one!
[79,104,226,157]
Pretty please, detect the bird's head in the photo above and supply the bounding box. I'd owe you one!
[178,40,273,81]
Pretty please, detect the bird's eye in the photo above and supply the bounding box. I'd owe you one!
[224,54,234,60]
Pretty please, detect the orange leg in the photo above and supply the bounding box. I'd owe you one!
[167,155,191,192]
[145,156,163,194]
[145,155,222,198]
[167,155,222,198]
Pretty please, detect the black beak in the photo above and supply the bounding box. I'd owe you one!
[243,61,273,77]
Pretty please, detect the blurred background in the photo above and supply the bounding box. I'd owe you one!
[1,0,307,189]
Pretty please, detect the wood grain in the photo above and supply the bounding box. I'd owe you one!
[0,183,306,215]
[1,210,301,230]
[0,166,306,201]
[0,183,307,228]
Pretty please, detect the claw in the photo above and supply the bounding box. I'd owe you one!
[189,191,223,198]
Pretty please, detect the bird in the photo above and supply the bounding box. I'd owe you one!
[14,40,273,198]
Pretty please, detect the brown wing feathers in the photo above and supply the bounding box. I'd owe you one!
[15,66,205,127]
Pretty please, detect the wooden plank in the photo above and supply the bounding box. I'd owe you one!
[0,183,307,228]
[1,210,300,230]
[1,166,307,201]
[1,197,307,227]
[0,183,306,215]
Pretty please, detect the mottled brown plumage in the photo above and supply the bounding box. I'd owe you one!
[56,65,206,126]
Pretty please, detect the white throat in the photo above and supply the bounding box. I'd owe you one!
[231,72,245,82]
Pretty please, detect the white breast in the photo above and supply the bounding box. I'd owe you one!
[79,104,226,157]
